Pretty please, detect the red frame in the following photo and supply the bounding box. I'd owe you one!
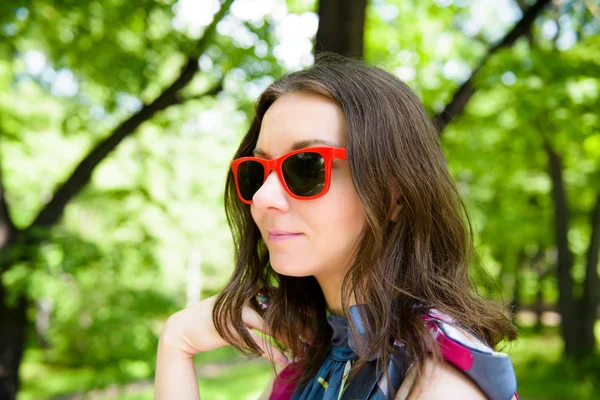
[230,146,347,204]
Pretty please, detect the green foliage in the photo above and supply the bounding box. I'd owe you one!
[1,0,281,391]
[20,350,272,400]
[1,0,599,398]
[444,34,600,302]
[508,324,600,400]
[364,0,600,308]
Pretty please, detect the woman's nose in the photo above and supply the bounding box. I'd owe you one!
[252,170,290,211]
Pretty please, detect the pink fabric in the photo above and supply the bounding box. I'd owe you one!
[269,362,302,400]
[426,321,474,371]
[269,311,517,399]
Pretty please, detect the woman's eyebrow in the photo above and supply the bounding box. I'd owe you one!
[252,139,341,158]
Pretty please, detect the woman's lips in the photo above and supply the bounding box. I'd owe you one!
[267,231,302,243]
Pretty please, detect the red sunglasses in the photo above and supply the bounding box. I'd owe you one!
[230,146,347,204]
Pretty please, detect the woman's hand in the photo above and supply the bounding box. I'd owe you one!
[155,294,291,400]
[158,295,290,366]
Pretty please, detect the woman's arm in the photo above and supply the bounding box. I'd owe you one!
[154,326,200,400]
[398,313,518,400]
[154,295,289,400]
[405,359,487,400]
[400,359,519,400]
[397,360,518,400]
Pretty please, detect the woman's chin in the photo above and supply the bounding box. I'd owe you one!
[270,262,313,277]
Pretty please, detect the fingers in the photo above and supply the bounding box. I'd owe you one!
[243,303,316,353]
[241,305,268,332]
[247,329,289,367]
[241,306,290,366]
[242,301,318,364]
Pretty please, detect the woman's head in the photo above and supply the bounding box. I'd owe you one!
[248,91,366,281]
[229,55,456,283]
[214,54,515,389]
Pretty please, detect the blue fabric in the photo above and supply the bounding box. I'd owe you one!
[289,306,406,400]
[288,305,517,400]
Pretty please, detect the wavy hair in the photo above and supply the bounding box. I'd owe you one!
[212,54,517,394]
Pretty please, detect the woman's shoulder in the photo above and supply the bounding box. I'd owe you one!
[416,308,518,400]
[401,357,488,400]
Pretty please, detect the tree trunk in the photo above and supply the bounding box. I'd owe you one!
[434,0,552,133]
[0,1,233,397]
[0,282,28,400]
[534,278,544,334]
[0,163,25,400]
[581,192,600,353]
[315,0,367,58]
[509,250,526,322]
[533,250,549,334]
[527,248,546,333]
[544,141,578,357]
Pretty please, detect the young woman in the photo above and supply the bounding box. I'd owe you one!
[154,55,518,400]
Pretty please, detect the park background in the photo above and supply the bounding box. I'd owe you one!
[0,0,599,399]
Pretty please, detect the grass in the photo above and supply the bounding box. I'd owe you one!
[20,347,273,400]
[505,324,600,400]
[19,323,600,399]
[195,360,272,400]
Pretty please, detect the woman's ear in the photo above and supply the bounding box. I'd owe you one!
[390,198,403,222]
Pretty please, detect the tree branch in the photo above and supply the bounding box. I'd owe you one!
[175,78,224,105]
[434,0,552,134]
[582,192,600,349]
[514,0,535,44]
[28,0,234,230]
[584,0,600,19]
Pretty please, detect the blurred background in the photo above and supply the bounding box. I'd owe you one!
[0,0,598,399]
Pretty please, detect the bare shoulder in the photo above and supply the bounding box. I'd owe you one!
[400,358,518,400]
[405,358,486,400]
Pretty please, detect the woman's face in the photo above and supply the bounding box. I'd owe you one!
[250,91,366,280]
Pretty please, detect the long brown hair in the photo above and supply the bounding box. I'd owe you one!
[213,54,516,393]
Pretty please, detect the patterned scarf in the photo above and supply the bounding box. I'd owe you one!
[271,305,407,400]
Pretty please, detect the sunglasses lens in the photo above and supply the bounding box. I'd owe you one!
[282,152,326,197]
[237,160,265,201]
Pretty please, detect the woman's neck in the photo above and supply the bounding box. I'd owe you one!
[314,271,356,316]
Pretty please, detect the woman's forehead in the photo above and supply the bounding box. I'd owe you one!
[255,92,346,157]
[252,138,340,158]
